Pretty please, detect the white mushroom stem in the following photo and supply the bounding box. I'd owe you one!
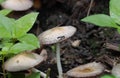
[31,68,49,78]
[56,43,63,78]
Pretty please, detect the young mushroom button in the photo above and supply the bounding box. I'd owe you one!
[1,0,33,11]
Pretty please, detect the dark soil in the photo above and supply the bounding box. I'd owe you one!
[1,0,120,78]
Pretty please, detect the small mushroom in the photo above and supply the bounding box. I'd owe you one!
[3,52,45,72]
[38,26,76,78]
[1,0,33,11]
[66,62,104,78]
[111,63,120,78]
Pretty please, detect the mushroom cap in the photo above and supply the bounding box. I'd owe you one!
[4,52,44,72]
[38,26,76,45]
[111,64,120,78]
[66,62,104,78]
[1,0,33,11]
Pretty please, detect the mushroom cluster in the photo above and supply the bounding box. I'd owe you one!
[1,0,33,11]
[4,25,76,78]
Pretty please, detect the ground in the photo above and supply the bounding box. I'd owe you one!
[1,0,120,78]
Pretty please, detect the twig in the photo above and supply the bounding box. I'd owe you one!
[87,0,94,16]
[86,0,94,27]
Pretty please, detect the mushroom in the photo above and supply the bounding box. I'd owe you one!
[1,0,33,11]
[3,52,45,72]
[38,26,76,78]
[111,63,120,78]
[66,62,104,78]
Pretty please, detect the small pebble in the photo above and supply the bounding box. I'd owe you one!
[71,40,81,47]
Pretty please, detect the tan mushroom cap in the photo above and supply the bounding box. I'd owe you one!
[111,64,120,78]
[38,26,77,45]
[4,52,45,72]
[1,0,33,11]
[66,62,104,78]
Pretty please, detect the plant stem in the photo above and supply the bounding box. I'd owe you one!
[46,68,51,78]
[56,43,63,78]
[2,56,6,78]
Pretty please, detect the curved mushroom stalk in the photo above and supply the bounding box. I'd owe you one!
[56,43,63,78]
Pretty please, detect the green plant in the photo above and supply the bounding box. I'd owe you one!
[81,0,120,33]
[0,9,40,78]
[0,0,4,3]
[100,75,115,78]
[8,72,40,78]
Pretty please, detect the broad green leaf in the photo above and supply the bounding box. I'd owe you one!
[18,34,40,48]
[110,0,120,25]
[0,0,4,3]
[0,9,12,16]
[0,43,13,54]
[9,42,36,54]
[26,72,40,78]
[2,43,13,51]
[81,14,119,28]
[14,12,39,38]
[0,14,14,38]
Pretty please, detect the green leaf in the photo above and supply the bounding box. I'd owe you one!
[110,0,120,25]
[0,43,13,55]
[14,12,39,38]
[18,34,40,48]
[100,75,115,78]
[0,14,14,38]
[0,0,4,3]
[26,72,40,78]
[8,73,25,78]
[9,34,40,54]
[117,28,120,34]
[0,9,12,16]
[2,43,13,51]
[81,14,119,28]
[9,42,36,54]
